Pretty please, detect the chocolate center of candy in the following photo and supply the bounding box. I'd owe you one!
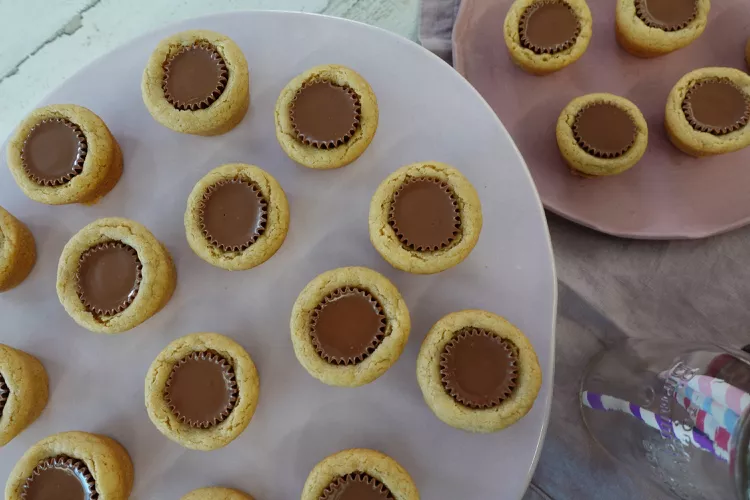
[76,242,142,317]
[573,103,637,158]
[635,0,697,31]
[389,177,460,252]
[310,287,387,365]
[22,456,97,500]
[21,119,87,186]
[200,179,268,252]
[519,0,580,55]
[290,80,361,149]
[682,79,750,135]
[440,329,519,409]
[163,43,228,110]
[319,472,394,500]
[165,351,238,428]
[0,373,8,418]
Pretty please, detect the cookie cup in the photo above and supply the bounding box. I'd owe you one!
[275,64,378,169]
[6,104,122,205]
[142,30,249,136]
[416,310,542,433]
[145,333,259,451]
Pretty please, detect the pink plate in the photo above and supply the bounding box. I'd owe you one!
[454,0,750,239]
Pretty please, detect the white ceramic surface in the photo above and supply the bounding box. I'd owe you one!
[0,12,556,500]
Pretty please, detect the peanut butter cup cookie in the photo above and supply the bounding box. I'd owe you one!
[7,104,122,205]
[291,267,410,387]
[369,162,482,274]
[556,93,648,176]
[56,217,176,334]
[142,30,249,136]
[616,0,710,58]
[275,64,378,169]
[0,345,48,446]
[666,67,750,156]
[185,163,289,270]
[0,206,36,293]
[182,487,255,500]
[416,310,542,433]
[302,449,419,500]
[503,0,592,75]
[5,431,133,500]
[145,333,259,451]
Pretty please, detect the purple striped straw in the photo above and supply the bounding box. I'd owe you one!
[582,391,727,462]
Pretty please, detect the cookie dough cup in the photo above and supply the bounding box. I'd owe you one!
[6,104,122,205]
[416,310,542,433]
[5,431,133,500]
[503,0,592,76]
[0,345,48,446]
[142,30,249,136]
[145,333,259,451]
[291,267,410,387]
[302,449,419,500]
[0,207,36,292]
[666,67,750,157]
[275,64,378,169]
[182,487,255,500]
[56,217,176,334]
[616,0,710,58]
[556,93,648,176]
[369,162,482,274]
[185,163,289,270]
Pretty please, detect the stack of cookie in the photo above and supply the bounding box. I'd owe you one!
[1,27,544,500]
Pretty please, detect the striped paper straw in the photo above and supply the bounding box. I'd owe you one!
[581,391,729,462]
[677,386,734,454]
[685,375,750,417]
[680,385,739,435]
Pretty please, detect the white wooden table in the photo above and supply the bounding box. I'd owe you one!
[2,2,694,500]
[0,0,419,140]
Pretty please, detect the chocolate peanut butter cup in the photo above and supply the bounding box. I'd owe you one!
[310,287,387,366]
[21,118,87,187]
[440,328,519,409]
[389,177,461,252]
[682,78,750,135]
[519,0,581,55]
[76,242,142,317]
[635,0,697,32]
[0,373,8,418]
[371,162,482,274]
[165,351,239,429]
[22,455,97,500]
[303,449,419,500]
[199,178,268,252]
[319,472,394,500]
[573,102,637,158]
[292,267,410,387]
[163,42,228,111]
[290,80,362,149]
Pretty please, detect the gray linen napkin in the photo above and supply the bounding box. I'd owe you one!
[419,0,461,63]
